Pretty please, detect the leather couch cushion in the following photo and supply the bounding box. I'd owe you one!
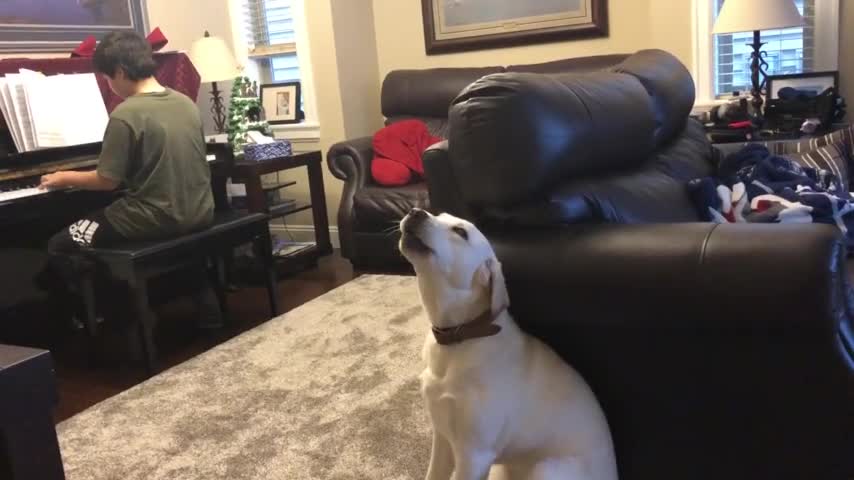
[506,54,630,74]
[448,71,656,208]
[353,183,429,231]
[482,167,700,226]
[480,120,714,226]
[382,67,504,119]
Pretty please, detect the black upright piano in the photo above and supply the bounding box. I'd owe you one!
[0,142,112,235]
[0,141,233,322]
[0,51,217,326]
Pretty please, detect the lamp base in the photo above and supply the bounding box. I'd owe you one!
[747,30,768,123]
[210,81,227,135]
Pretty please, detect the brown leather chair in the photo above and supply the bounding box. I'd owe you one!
[327,54,630,268]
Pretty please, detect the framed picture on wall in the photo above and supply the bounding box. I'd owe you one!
[261,82,302,125]
[0,0,148,53]
[421,0,609,55]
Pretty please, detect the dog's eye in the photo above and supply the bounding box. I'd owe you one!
[452,226,468,240]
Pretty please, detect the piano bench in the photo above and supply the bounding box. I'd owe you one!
[56,211,278,375]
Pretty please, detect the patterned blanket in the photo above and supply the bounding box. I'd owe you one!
[688,143,854,243]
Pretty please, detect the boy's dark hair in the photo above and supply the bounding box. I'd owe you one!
[93,31,157,80]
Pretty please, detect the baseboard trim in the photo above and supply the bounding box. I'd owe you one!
[269,223,340,249]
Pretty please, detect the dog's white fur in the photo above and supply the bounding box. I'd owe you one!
[400,210,618,480]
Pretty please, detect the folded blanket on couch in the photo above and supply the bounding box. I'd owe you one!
[688,143,854,243]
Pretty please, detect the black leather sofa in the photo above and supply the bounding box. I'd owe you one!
[327,54,630,268]
[425,49,854,479]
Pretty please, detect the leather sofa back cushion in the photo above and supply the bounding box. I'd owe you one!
[381,67,504,119]
[448,71,656,208]
[611,49,696,146]
[385,116,450,139]
[506,54,630,74]
[480,120,714,226]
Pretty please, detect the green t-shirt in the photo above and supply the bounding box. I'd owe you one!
[97,88,214,240]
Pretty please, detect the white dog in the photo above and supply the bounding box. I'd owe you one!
[399,208,618,480]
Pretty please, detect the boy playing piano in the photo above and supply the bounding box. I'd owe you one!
[40,31,221,328]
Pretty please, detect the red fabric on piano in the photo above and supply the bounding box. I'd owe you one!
[0,52,200,113]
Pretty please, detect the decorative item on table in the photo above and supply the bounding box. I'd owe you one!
[0,0,148,52]
[243,130,293,161]
[704,94,757,143]
[189,31,240,135]
[227,76,272,156]
[765,71,843,134]
[712,0,804,122]
[420,0,608,55]
[260,82,303,125]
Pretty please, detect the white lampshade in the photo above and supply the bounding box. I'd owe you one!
[189,32,239,83]
[713,0,804,34]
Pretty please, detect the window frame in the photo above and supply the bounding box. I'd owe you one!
[230,0,319,139]
[691,0,839,107]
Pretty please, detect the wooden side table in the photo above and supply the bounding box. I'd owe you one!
[0,345,65,480]
[230,151,333,273]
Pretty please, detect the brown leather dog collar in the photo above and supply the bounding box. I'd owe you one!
[432,308,505,345]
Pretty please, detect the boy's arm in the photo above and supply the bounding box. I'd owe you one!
[39,170,119,191]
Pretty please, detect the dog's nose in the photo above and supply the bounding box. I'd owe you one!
[409,208,428,220]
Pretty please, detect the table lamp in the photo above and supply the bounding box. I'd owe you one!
[713,0,804,117]
[189,31,240,134]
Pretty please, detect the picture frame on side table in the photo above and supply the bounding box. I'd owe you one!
[420,0,608,55]
[0,0,148,52]
[260,82,302,125]
[766,71,839,100]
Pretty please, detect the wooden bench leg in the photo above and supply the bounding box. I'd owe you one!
[209,255,229,319]
[129,279,157,375]
[77,269,104,366]
[78,270,98,338]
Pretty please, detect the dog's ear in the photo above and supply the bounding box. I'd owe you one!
[475,258,509,315]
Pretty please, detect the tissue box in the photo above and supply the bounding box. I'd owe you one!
[243,139,293,161]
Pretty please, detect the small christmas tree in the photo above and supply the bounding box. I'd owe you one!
[227,77,272,156]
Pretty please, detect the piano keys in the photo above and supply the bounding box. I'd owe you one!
[0,152,219,205]
[0,185,43,203]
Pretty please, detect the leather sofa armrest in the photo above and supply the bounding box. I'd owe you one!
[491,222,854,479]
[491,222,851,340]
[327,136,373,190]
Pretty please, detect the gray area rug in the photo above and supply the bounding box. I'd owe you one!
[58,275,432,480]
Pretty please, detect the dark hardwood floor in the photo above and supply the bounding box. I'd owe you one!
[5,251,387,423]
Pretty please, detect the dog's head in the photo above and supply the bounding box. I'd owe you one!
[399,209,508,327]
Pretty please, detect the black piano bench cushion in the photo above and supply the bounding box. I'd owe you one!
[84,211,269,259]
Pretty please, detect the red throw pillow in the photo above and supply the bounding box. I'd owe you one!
[371,157,413,186]
[371,119,442,186]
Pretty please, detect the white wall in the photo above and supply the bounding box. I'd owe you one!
[147,0,236,134]
[371,0,695,80]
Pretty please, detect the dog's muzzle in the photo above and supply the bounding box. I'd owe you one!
[400,208,432,254]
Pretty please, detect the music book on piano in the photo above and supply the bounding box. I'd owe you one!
[0,70,108,153]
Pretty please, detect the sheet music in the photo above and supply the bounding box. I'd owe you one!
[0,79,23,152]
[0,70,108,153]
[23,72,108,149]
[5,73,37,152]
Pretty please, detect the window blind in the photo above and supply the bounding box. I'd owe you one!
[244,0,297,59]
[713,0,815,97]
